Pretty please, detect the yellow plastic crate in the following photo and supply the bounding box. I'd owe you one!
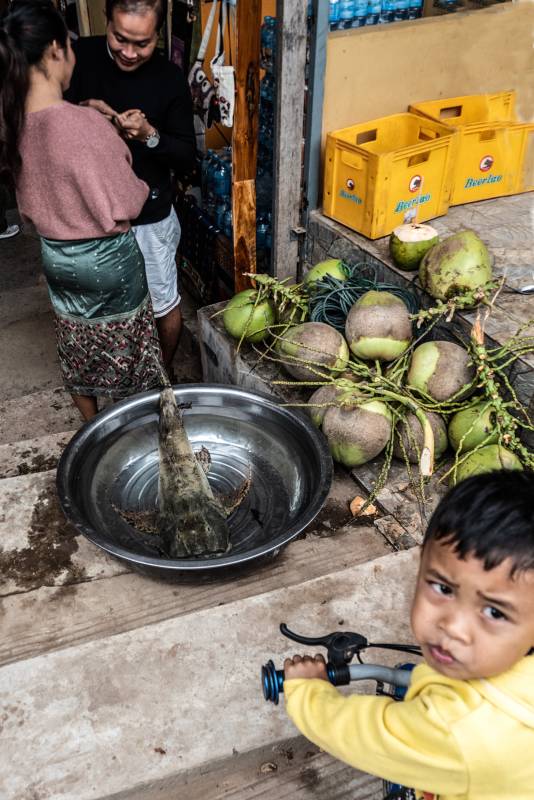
[323,113,458,240]
[409,92,534,205]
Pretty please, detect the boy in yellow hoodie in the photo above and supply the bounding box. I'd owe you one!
[282,470,534,799]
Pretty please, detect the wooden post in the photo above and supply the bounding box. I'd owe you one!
[271,0,308,282]
[232,0,262,292]
[75,0,91,36]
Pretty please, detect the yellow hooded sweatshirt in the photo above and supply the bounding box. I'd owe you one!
[284,656,534,799]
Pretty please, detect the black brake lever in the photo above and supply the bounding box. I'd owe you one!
[280,623,368,667]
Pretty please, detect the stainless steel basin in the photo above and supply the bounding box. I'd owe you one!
[57,384,332,577]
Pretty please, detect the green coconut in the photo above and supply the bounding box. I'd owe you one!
[304,258,346,286]
[223,289,275,343]
[407,341,475,402]
[389,223,439,271]
[345,290,412,362]
[322,400,392,468]
[451,444,522,485]
[393,410,448,464]
[276,322,349,381]
[419,230,492,301]
[448,402,499,454]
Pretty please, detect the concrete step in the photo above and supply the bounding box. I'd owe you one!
[0,547,417,799]
[0,430,73,480]
[0,386,80,446]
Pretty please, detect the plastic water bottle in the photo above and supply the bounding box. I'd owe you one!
[256,214,269,251]
[394,0,409,21]
[353,0,367,26]
[338,0,355,28]
[201,149,213,204]
[408,0,422,18]
[329,0,340,30]
[213,159,230,199]
[379,0,394,22]
[260,17,276,72]
[366,0,381,24]
[260,74,275,105]
[223,204,233,239]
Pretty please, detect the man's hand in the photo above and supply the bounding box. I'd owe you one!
[284,654,329,682]
[80,98,118,120]
[115,109,154,142]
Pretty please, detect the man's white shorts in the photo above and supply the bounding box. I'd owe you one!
[133,207,181,318]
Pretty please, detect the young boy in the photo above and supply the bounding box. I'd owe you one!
[283,470,534,799]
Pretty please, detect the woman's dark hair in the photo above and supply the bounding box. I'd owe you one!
[0,0,68,180]
[105,0,166,31]
[423,470,534,575]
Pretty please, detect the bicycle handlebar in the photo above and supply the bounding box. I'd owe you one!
[262,660,413,704]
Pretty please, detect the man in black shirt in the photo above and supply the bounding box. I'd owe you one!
[66,0,196,373]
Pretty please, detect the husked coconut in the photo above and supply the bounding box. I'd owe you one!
[393,410,448,463]
[389,223,439,271]
[407,341,475,402]
[345,290,412,362]
[277,322,349,381]
[322,400,392,468]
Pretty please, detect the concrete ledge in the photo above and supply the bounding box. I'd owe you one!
[0,548,418,800]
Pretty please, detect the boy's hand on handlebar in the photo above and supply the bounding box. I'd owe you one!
[284,654,329,681]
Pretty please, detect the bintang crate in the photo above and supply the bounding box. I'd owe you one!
[323,113,458,240]
[409,91,534,205]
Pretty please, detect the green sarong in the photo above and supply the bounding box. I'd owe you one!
[41,230,164,398]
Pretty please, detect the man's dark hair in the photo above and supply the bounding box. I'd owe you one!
[105,0,166,31]
[423,470,534,575]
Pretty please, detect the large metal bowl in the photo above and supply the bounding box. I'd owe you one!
[57,384,332,577]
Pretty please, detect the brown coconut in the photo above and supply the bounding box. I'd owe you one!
[407,340,475,402]
[277,322,349,382]
[322,400,392,468]
[393,410,448,463]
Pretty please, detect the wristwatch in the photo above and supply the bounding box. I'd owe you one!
[145,128,160,149]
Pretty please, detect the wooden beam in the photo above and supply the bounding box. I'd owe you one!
[272,0,308,282]
[75,0,91,36]
[232,0,262,292]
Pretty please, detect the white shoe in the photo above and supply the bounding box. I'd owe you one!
[0,224,20,240]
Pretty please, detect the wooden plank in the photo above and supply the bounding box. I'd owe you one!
[271,0,309,281]
[232,179,257,292]
[232,0,262,287]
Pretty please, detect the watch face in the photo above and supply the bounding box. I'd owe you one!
[146,133,159,148]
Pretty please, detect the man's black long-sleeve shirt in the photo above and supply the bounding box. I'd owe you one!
[65,36,196,226]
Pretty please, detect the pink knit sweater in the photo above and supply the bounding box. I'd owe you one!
[17,101,149,240]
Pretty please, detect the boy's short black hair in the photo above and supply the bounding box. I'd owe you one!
[423,470,534,575]
[105,0,166,31]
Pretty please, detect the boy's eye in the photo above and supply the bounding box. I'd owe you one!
[483,606,508,622]
[429,581,452,596]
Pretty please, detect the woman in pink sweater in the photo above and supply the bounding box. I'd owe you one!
[0,0,164,420]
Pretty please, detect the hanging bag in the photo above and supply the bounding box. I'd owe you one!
[188,0,221,151]
[210,0,235,127]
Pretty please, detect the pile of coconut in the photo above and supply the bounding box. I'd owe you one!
[221,227,525,486]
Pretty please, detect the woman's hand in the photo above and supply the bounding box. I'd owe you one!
[115,110,153,141]
[80,98,118,120]
[284,653,329,682]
